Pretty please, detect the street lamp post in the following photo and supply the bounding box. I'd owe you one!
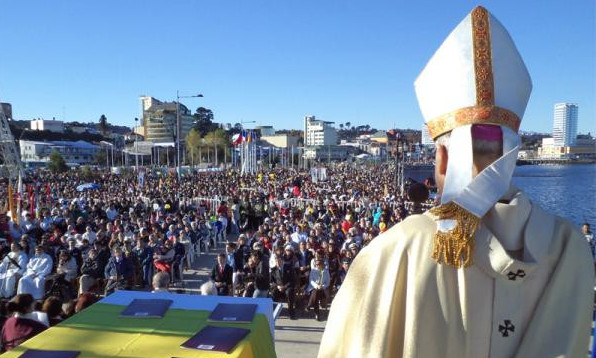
[134,117,139,171]
[176,91,203,178]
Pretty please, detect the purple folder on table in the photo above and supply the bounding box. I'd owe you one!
[18,350,80,358]
[207,303,257,323]
[119,298,173,318]
[180,325,251,353]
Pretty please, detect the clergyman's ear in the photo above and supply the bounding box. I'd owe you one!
[436,144,448,176]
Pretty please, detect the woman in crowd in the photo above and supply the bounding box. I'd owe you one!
[1,294,47,351]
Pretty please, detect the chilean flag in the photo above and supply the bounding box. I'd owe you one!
[231,132,244,145]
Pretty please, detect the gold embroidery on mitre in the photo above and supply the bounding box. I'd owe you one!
[472,6,494,107]
[427,106,521,140]
[429,202,480,268]
[426,7,509,141]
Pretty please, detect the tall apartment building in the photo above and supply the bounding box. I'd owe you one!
[553,103,578,147]
[140,96,195,143]
[421,124,433,146]
[303,115,337,146]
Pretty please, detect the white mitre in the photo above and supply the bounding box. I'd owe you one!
[414,6,532,268]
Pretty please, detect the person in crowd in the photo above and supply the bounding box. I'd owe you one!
[297,240,312,292]
[0,243,28,299]
[66,238,83,273]
[74,293,98,313]
[225,241,243,296]
[46,251,78,301]
[210,253,233,296]
[132,237,154,288]
[17,246,53,300]
[306,258,330,321]
[336,257,351,291]
[61,299,76,319]
[41,296,63,326]
[271,255,297,320]
[171,233,186,279]
[1,294,47,351]
[82,225,96,245]
[200,280,218,296]
[153,239,175,274]
[79,248,101,296]
[56,251,78,282]
[104,246,132,295]
[250,249,270,298]
[151,271,170,293]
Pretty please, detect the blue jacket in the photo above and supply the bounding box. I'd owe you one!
[104,256,133,280]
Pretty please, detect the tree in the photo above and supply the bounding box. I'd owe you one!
[193,107,216,136]
[47,151,68,173]
[93,150,107,166]
[98,114,108,135]
[339,123,344,130]
[345,122,351,130]
[81,165,94,180]
[185,128,201,166]
[204,128,229,165]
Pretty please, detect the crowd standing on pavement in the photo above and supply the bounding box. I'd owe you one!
[0,162,435,350]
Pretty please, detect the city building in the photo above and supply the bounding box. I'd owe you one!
[30,119,65,133]
[538,136,596,159]
[255,126,275,136]
[0,103,12,119]
[303,145,357,161]
[552,103,578,147]
[141,96,195,144]
[421,124,433,146]
[304,115,337,146]
[260,134,301,149]
[19,140,100,166]
[69,125,99,134]
[340,132,389,158]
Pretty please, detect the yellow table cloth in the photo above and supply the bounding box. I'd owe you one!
[1,303,276,358]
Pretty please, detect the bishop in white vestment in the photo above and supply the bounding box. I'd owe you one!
[319,6,593,358]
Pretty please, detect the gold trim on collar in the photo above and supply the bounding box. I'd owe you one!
[427,106,521,140]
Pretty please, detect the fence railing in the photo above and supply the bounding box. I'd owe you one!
[184,196,434,216]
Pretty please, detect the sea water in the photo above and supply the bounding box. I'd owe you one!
[512,164,596,227]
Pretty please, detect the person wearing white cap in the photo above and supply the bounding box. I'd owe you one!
[319,7,593,358]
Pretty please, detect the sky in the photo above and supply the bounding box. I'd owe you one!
[0,0,594,134]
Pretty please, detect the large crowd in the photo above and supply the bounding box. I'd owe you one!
[0,163,435,350]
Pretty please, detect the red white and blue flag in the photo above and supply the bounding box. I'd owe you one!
[231,132,244,145]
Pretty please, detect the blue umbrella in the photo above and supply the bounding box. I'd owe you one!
[76,183,99,192]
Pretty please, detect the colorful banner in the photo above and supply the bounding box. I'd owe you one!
[7,183,15,223]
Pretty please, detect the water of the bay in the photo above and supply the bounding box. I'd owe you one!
[511,164,596,228]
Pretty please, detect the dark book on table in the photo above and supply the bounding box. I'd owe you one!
[119,298,174,318]
[18,350,80,358]
[180,325,251,353]
[207,303,258,323]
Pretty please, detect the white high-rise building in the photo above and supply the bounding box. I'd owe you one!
[304,115,337,146]
[553,103,578,147]
[421,124,433,146]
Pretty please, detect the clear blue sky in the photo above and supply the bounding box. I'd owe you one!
[0,0,593,134]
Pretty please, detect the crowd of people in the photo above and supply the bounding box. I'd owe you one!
[0,163,434,349]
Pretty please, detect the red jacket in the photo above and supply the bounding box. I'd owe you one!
[1,316,47,351]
